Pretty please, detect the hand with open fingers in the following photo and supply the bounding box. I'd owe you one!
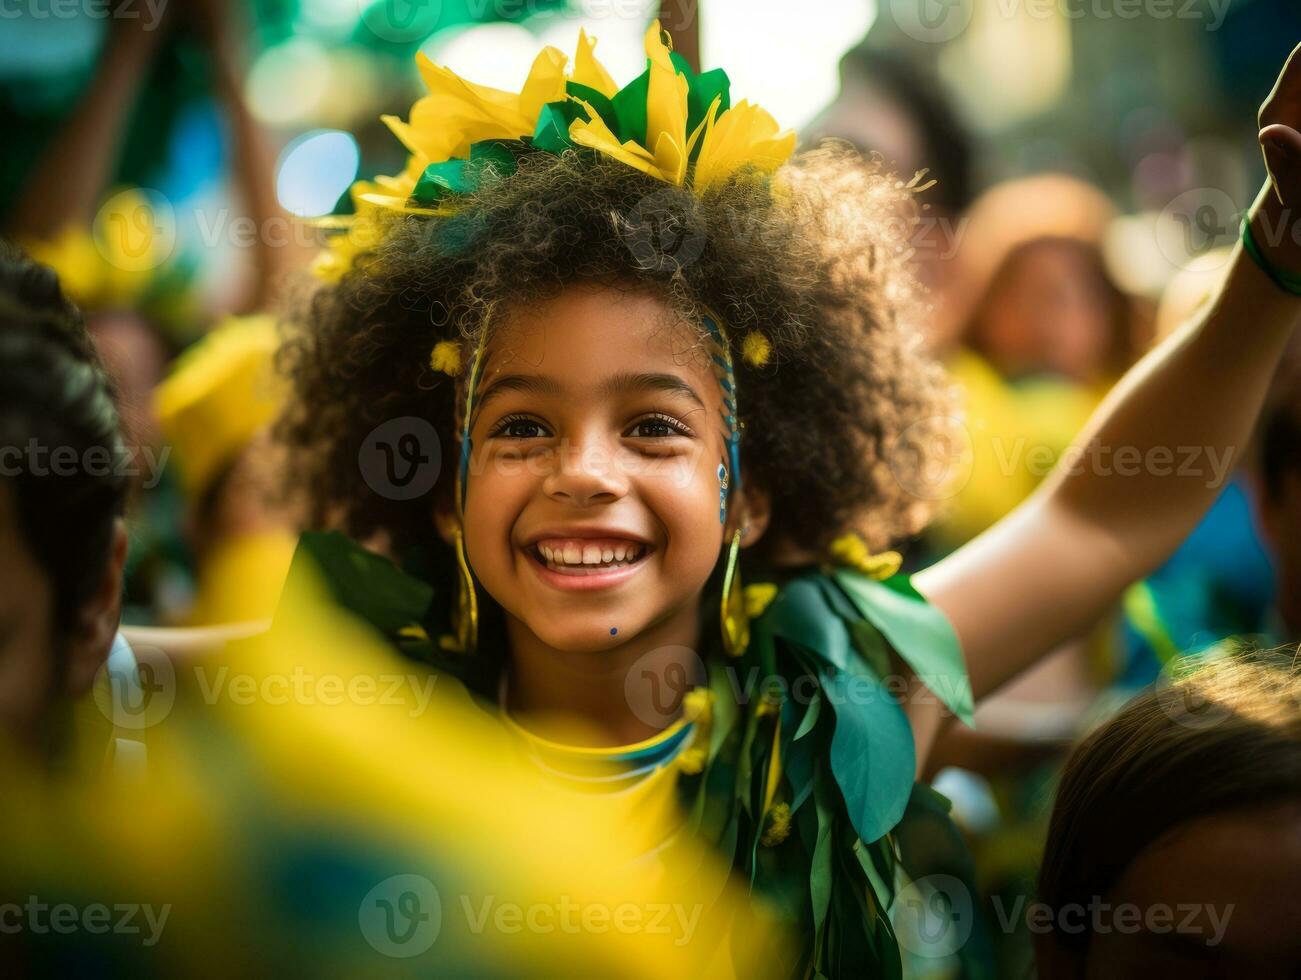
[1260,42,1301,210]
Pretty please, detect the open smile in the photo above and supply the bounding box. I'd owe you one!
[523,537,654,591]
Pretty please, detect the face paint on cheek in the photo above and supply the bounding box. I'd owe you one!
[717,461,728,524]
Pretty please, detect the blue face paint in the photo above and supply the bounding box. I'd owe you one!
[718,461,728,524]
[609,627,618,636]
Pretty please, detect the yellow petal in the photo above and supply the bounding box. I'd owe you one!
[399,48,567,162]
[572,28,618,97]
[693,99,796,193]
[568,100,669,182]
[643,20,674,73]
[651,131,687,186]
[644,22,689,185]
[518,44,569,120]
[686,95,721,159]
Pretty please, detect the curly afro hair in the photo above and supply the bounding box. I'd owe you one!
[276,143,954,571]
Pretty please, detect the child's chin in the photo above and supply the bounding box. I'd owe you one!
[531,620,634,655]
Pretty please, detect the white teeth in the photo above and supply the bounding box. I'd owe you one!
[534,540,646,568]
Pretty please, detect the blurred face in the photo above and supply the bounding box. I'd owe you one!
[978,242,1113,382]
[0,481,59,748]
[1044,802,1301,978]
[460,285,741,655]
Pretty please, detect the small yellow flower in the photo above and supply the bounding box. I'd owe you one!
[677,747,707,775]
[741,330,771,367]
[760,802,792,846]
[682,687,715,724]
[755,685,783,717]
[828,533,902,581]
[430,340,462,375]
[743,582,778,619]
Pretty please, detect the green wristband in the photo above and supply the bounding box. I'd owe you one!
[1241,215,1301,297]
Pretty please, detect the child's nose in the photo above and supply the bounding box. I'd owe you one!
[542,436,629,506]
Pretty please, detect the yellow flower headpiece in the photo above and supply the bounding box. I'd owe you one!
[314,21,795,282]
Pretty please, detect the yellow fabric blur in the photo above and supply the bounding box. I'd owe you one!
[935,349,1102,550]
[186,529,296,626]
[154,314,284,501]
[0,562,790,977]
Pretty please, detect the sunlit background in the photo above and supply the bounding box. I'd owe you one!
[2,0,1296,314]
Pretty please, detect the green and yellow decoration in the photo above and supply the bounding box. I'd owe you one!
[315,22,796,281]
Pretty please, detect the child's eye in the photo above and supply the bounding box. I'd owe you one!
[489,414,551,439]
[626,413,693,439]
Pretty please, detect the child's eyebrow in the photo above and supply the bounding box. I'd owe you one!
[475,371,706,412]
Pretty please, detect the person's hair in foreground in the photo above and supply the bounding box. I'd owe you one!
[0,241,128,755]
[1036,652,1301,977]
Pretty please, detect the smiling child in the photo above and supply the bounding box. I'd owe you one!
[274,25,1301,978]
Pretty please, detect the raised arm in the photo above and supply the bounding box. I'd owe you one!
[5,15,165,240]
[913,44,1301,727]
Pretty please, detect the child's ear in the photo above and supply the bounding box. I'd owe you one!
[433,495,458,547]
[63,519,128,699]
[731,483,772,549]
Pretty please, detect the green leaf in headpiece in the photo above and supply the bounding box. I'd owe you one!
[565,81,618,132]
[412,159,476,205]
[686,67,731,135]
[610,68,650,145]
[411,140,522,205]
[468,138,519,174]
[531,100,588,154]
[832,570,975,725]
